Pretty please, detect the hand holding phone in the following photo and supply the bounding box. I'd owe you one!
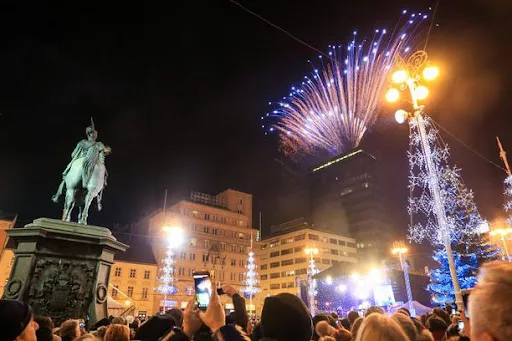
[193,271,213,310]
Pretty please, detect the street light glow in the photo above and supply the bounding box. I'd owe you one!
[395,109,408,124]
[351,272,360,281]
[163,225,185,249]
[490,227,512,237]
[325,276,333,285]
[423,66,439,80]
[385,88,400,103]
[392,70,408,84]
[414,85,429,100]
[338,284,347,292]
[305,248,319,255]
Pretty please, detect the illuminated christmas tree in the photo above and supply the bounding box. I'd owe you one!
[504,175,512,225]
[243,235,260,313]
[408,115,499,304]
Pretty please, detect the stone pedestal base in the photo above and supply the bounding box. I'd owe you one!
[3,218,128,326]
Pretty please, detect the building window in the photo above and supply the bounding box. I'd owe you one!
[321,237,328,243]
[281,248,293,255]
[129,269,136,278]
[294,234,305,241]
[296,268,308,275]
[212,228,218,235]
[180,251,186,259]
[270,272,280,279]
[114,267,121,277]
[281,259,293,266]
[127,286,134,298]
[270,283,280,289]
[261,244,267,250]
[192,211,199,218]
[190,238,197,247]
[239,273,244,281]
[144,270,151,279]
[338,240,347,246]
[221,243,226,250]
[308,234,319,241]
[261,274,268,280]
[270,262,280,268]
[190,253,196,261]
[231,258,236,266]
[178,267,185,276]
[322,259,331,264]
[202,254,208,262]
[347,242,356,248]
[232,244,237,252]
[220,270,225,280]
[238,232,244,239]
[270,251,280,258]
[189,268,195,276]
[330,238,338,244]
[204,240,210,248]
[294,246,304,253]
[269,240,279,248]
[282,270,295,277]
[239,260,244,267]
[204,226,209,233]
[295,257,307,264]
[111,285,119,298]
[9,257,15,267]
[142,287,148,300]
[260,264,268,270]
[205,214,210,220]
[331,249,339,255]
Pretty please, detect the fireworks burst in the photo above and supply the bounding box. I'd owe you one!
[264,10,430,156]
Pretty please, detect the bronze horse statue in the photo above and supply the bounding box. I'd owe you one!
[52,120,111,224]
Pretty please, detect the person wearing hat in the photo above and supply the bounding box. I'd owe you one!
[0,299,39,341]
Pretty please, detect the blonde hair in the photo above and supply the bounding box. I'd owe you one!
[104,324,130,341]
[469,261,512,341]
[356,314,409,341]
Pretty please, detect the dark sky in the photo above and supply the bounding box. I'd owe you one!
[0,0,511,244]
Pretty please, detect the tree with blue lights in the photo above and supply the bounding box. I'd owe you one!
[408,116,499,304]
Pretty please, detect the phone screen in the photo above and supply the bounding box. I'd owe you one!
[458,321,464,330]
[193,272,212,310]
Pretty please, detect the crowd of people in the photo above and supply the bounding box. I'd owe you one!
[2,261,511,341]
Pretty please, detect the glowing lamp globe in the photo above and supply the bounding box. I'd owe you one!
[391,70,408,84]
[423,66,439,80]
[325,276,333,285]
[385,88,400,103]
[414,86,429,100]
[163,226,185,249]
[338,284,347,292]
[395,109,408,124]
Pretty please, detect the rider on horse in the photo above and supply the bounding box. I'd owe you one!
[52,121,111,211]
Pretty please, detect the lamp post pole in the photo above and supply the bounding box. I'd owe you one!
[305,247,319,315]
[392,241,415,316]
[490,228,512,261]
[386,51,463,309]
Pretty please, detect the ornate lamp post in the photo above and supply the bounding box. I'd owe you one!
[385,52,463,309]
[490,227,512,261]
[305,247,319,315]
[392,241,415,316]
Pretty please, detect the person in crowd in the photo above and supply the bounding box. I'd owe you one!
[416,329,435,341]
[469,261,512,341]
[316,320,337,338]
[356,313,409,341]
[259,293,312,341]
[347,311,359,327]
[426,316,447,341]
[432,308,451,326]
[338,318,351,330]
[104,324,130,341]
[0,299,39,341]
[110,317,127,326]
[222,285,248,332]
[60,320,81,341]
[74,334,96,341]
[350,317,364,341]
[34,316,61,341]
[364,306,384,317]
[91,326,108,340]
[392,312,418,341]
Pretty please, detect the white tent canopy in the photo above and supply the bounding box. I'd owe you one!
[392,301,433,316]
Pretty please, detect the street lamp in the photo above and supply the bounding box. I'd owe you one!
[385,52,464,309]
[490,227,512,262]
[392,241,415,316]
[157,224,185,312]
[305,247,319,315]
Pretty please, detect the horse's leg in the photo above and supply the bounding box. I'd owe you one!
[63,188,75,222]
[79,190,96,225]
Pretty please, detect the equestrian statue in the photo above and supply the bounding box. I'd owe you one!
[52,119,111,224]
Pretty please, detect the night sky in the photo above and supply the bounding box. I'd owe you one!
[0,0,511,246]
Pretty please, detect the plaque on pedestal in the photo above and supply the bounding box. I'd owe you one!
[3,218,128,325]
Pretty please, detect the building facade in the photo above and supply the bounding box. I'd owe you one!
[309,149,393,263]
[258,226,357,297]
[0,212,17,298]
[143,189,260,312]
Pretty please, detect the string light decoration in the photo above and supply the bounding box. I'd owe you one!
[155,248,177,300]
[243,250,260,297]
[505,175,512,225]
[408,116,500,303]
[305,248,320,314]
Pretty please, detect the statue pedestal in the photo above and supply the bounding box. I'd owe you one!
[3,218,128,326]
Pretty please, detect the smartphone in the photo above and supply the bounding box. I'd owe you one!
[458,321,464,330]
[193,271,212,310]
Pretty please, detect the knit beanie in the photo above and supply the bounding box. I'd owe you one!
[0,300,33,341]
[261,293,313,341]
